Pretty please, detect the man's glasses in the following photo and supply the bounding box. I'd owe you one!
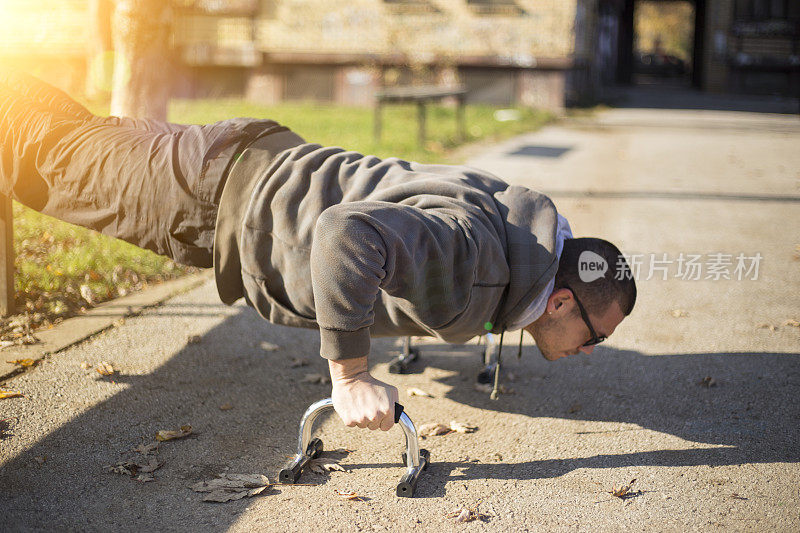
[563,285,607,347]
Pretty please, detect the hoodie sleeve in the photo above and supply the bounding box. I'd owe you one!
[310,200,476,360]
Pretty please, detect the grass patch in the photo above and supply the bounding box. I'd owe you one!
[6,98,550,340]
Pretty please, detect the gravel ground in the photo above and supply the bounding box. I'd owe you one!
[1,104,798,532]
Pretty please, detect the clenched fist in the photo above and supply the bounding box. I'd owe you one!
[329,357,399,431]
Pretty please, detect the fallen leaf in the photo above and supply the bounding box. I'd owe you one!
[135,473,155,483]
[33,456,46,465]
[289,357,309,368]
[0,389,24,400]
[308,457,348,474]
[670,309,688,318]
[80,284,96,305]
[568,403,582,414]
[106,455,163,479]
[133,442,159,455]
[219,403,234,411]
[610,478,637,498]
[406,387,434,398]
[6,359,36,367]
[334,489,364,501]
[699,376,717,388]
[782,319,799,328]
[155,424,192,442]
[756,323,777,332]
[301,373,330,384]
[449,421,478,434]
[80,361,92,369]
[96,361,116,376]
[191,473,271,502]
[418,423,451,437]
[446,502,489,523]
[259,341,279,352]
[0,340,15,350]
[137,456,164,474]
[187,335,202,344]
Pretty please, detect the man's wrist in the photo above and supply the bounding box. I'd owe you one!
[328,356,369,384]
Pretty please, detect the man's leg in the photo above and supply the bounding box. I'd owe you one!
[1,75,279,267]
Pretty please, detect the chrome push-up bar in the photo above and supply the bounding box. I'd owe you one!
[278,398,431,497]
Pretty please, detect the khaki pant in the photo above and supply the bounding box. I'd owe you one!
[0,70,286,267]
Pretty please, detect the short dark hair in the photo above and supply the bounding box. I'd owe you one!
[554,237,637,316]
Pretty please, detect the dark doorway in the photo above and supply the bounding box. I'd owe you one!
[616,0,706,89]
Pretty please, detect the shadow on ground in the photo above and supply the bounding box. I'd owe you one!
[0,303,797,526]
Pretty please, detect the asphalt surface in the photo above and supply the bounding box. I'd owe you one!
[1,102,799,532]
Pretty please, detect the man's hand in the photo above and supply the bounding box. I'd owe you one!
[329,357,399,431]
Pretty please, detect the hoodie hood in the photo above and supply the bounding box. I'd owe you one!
[490,185,559,331]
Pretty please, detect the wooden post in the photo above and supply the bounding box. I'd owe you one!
[417,100,426,147]
[0,196,14,316]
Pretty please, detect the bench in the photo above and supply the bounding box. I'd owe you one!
[374,85,468,147]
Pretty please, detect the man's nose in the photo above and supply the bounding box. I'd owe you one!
[579,345,595,355]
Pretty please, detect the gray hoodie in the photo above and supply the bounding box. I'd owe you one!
[213,130,559,360]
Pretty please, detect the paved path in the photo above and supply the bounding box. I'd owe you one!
[1,106,798,532]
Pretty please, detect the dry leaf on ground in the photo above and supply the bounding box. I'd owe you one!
[80,284,96,305]
[80,361,92,369]
[449,421,478,434]
[6,359,36,367]
[33,456,46,465]
[447,502,489,523]
[133,442,159,455]
[334,489,364,501]
[0,389,24,400]
[96,361,116,376]
[259,341,279,352]
[289,357,309,368]
[187,335,202,344]
[155,425,192,442]
[419,423,451,437]
[308,457,347,474]
[106,456,163,479]
[756,323,778,332]
[670,309,688,318]
[406,387,434,398]
[699,376,717,388]
[610,478,637,498]
[219,403,234,411]
[782,319,800,328]
[191,473,271,502]
[301,373,330,384]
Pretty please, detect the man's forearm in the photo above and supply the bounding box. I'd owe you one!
[328,356,369,383]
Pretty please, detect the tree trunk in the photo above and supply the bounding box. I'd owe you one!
[86,0,114,99]
[110,0,173,120]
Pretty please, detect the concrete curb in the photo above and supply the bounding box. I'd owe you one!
[0,271,212,383]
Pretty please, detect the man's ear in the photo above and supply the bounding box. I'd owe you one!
[547,288,573,314]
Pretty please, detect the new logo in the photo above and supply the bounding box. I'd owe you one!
[578,251,608,283]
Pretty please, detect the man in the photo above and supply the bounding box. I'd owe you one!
[0,71,636,433]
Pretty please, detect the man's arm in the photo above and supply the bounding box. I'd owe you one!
[310,200,476,430]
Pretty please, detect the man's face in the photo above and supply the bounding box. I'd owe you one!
[523,288,625,361]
